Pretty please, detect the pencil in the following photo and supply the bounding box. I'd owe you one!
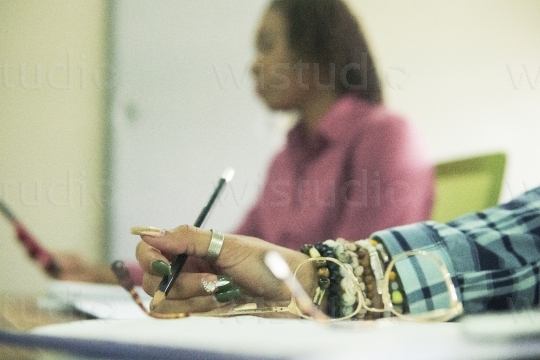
[151,167,235,309]
[0,200,62,277]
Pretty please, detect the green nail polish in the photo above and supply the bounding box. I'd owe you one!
[215,275,235,292]
[215,287,242,303]
[151,260,171,276]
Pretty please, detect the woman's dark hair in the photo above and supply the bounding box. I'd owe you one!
[268,0,382,103]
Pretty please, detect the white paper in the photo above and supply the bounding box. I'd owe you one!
[45,280,151,319]
[31,314,540,359]
[34,282,540,359]
[31,317,423,358]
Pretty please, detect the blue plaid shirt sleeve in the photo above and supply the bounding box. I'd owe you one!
[371,186,540,315]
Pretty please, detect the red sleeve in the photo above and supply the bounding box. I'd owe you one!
[334,115,435,239]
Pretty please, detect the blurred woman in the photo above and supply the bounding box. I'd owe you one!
[234,0,434,249]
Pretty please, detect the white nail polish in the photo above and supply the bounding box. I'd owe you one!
[130,226,166,237]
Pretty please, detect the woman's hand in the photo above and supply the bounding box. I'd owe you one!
[134,225,314,315]
[55,253,117,284]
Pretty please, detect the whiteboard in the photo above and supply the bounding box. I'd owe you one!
[109,0,288,261]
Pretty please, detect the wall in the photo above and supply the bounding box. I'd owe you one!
[350,0,540,201]
[108,0,284,261]
[0,0,109,294]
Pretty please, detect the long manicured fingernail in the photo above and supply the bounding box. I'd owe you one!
[215,287,242,303]
[151,260,171,276]
[130,226,166,237]
[216,275,235,292]
[201,275,235,293]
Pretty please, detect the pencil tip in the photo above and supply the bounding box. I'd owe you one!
[151,290,166,311]
[221,167,235,183]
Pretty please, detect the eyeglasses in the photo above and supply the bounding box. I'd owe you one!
[377,250,463,322]
[255,250,463,322]
[112,249,463,322]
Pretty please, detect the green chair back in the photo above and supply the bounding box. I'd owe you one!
[431,152,506,223]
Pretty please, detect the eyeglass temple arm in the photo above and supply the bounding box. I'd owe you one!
[381,251,463,318]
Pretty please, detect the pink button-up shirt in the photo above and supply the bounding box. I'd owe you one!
[234,95,434,250]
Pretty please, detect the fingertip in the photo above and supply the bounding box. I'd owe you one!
[214,287,242,303]
[151,260,172,276]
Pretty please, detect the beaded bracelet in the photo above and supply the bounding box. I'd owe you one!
[301,243,343,318]
[323,238,369,319]
[300,238,408,320]
[315,242,343,318]
[349,240,377,320]
[299,244,330,307]
[303,240,376,320]
[367,238,408,316]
